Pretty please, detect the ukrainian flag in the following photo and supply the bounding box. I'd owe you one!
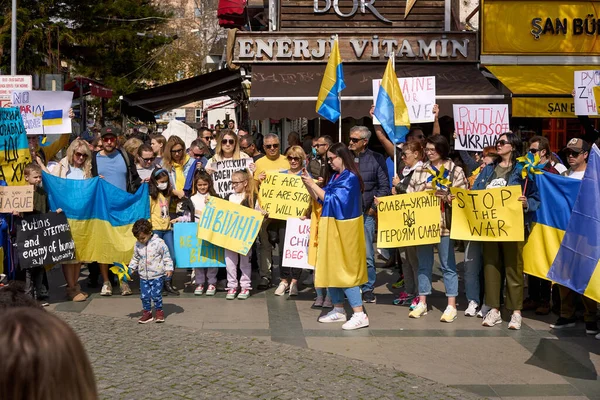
[312,170,367,288]
[42,110,63,126]
[374,57,410,143]
[315,38,345,122]
[42,173,150,264]
[547,145,600,303]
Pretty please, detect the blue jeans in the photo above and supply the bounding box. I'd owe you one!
[416,236,458,297]
[140,277,164,311]
[464,241,482,303]
[328,286,363,308]
[361,213,376,293]
[154,230,175,279]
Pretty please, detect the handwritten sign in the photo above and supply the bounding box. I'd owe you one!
[372,76,436,124]
[376,191,441,248]
[0,185,34,212]
[450,186,524,242]
[16,212,75,269]
[453,104,510,151]
[0,76,32,100]
[12,90,73,135]
[197,196,264,256]
[574,70,600,116]
[258,172,311,220]
[281,218,313,270]
[0,107,32,184]
[209,158,251,198]
[173,223,226,268]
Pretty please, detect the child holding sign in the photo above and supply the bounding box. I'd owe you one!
[190,171,219,296]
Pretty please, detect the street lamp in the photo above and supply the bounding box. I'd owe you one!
[11,0,16,74]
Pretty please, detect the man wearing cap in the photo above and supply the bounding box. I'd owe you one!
[91,126,141,296]
[550,138,599,336]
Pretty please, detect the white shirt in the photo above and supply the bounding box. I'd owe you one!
[567,170,585,180]
[229,192,244,205]
[191,193,209,217]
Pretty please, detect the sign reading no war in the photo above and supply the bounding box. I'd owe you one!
[173,223,226,268]
[259,172,311,220]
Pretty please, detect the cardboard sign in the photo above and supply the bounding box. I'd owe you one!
[372,76,436,124]
[574,70,600,116]
[258,172,311,220]
[450,186,524,242]
[0,107,32,184]
[11,90,73,135]
[453,104,510,151]
[209,158,251,198]
[281,218,313,270]
[173,223,226,268]
[0,185,34,212]
[197,196,264,256]
[16,212,75,269]
[376,191,441,248]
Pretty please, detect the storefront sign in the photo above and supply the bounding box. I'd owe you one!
[232,32,477,63]
[512,97,585,118]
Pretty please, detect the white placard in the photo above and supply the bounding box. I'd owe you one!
[574,70,600,116]
[162,119,197,149]
[281,218,313,270]
[11,90,73,135]
[0,76,32,100]
[453,104,510,151]
[209,158,252,198]
[372,76,436,124]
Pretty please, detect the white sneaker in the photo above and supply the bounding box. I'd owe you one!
[440,305,457,323]
[318,309,347,323]
[596,332,600,340]
[508,313,522,330]
[408,302,428,318]
[289,281,298,296]
[477,304,491,318]
[465,301,479,317]
[274,281,289,296]
[482,309,502,327]
[100,281,112,296]
[342,313,369,330]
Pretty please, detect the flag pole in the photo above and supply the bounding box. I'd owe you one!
[337,35,342,143]
[391,51,397,174]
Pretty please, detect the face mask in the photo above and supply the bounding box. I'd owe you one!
[157,182,168,190]
[210,139,217,150]
[311,147,317,157]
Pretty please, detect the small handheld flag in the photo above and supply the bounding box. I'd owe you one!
[427,165,451,190]
[516,152,546,180]
[316,39,345,123]
[110,262,131,282]
[373,56,410,144]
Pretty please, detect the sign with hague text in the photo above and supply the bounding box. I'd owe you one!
[173,223,226,268]
[197,196,264,256]
[450,186,524,242]
[209,158,251,199]
[574,70,600,116]
[372,76,436,124]
[0,108,32,185]
[0,185,34,212]
[376,191,441,248]
[453,104,510,151]
[258,172,311,220]
[281,218,313,270]
[12,90,74,135]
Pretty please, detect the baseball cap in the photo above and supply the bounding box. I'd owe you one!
[565,138,590,153]
[100,126,121,138]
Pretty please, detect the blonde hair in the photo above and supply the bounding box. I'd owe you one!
[122,138,143,156]
[285,145,307,162]
[214,129,242,160]
[232,170,257,207]
[162,135,186,171]
[66,139,92,177]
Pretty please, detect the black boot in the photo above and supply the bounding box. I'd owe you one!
[164,280,180,296]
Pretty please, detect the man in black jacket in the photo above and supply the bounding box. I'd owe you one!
[348,126,390,304]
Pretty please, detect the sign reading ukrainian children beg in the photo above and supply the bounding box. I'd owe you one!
[453,104,510,151]
[372,76,436,124]
[0,185,34,212]
[574,70,600,116]
[259,172,311,220]
[0,108,32,184]
[173,223,226,268]
[209,158,251,198]
[197,196,264,256]
[377,191,441,248]
[11,90,74,135]
[281,218,313,270]
[450,186,524,242]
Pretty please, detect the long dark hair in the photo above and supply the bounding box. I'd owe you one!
[327,142,364,192]
[192,170,218,197]
[149,168,172,200]
[495,132,522,168]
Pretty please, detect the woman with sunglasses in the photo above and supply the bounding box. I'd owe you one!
[471,132,540,330]
[52,139,93,302]
[162,136,196,200]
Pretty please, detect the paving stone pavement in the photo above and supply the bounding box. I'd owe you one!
[57,311,481,400]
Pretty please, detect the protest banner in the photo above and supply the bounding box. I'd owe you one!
[0,185,34,212]
[453,104,510,151]
[11,90,73,135]
[376,191,441,248]
[173,223,226,268]
[16,212,75,269]
[574,70,600,116]
[209,158,251,198]
[0,76,32,101]
[258,172,311,220]
[197,196,264,256]
[281,218,313,270]
[0,107,32,185]
[450,186,524,242]
[372,76,436,124]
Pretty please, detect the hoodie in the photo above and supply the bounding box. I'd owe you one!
[129,234,174,280]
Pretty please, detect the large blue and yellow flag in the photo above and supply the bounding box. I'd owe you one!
[311,170,367,288]
[315,39,345,122]
[373,57,410,144]
[547,145,600,303]
[42,173,150,264]
[522,172,580,281]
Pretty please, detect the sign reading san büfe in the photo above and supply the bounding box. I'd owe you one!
[372,76,436,124]
[453,104,510,151]
[173,223,226,268]
[258,172,311,220]
[197,196,264,256]
[377,191,441,248]
[450,186,524,242]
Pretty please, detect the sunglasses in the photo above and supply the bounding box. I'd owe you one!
[103,136,117,144]
[313,143,328,148]
[203,136,212,140]
[141,156,155,162]
[496,140,509,147]
[287,156,301,162]
[240,144,251,151]
[565,150,582,158]
[265,144,279,149]
[191,152,203,159]
[75,152,88,159]
[327,156,338,163]
[529,148,539,154]
[170,148,183,154]
[349,137,363,143]
[221,139,235,145]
